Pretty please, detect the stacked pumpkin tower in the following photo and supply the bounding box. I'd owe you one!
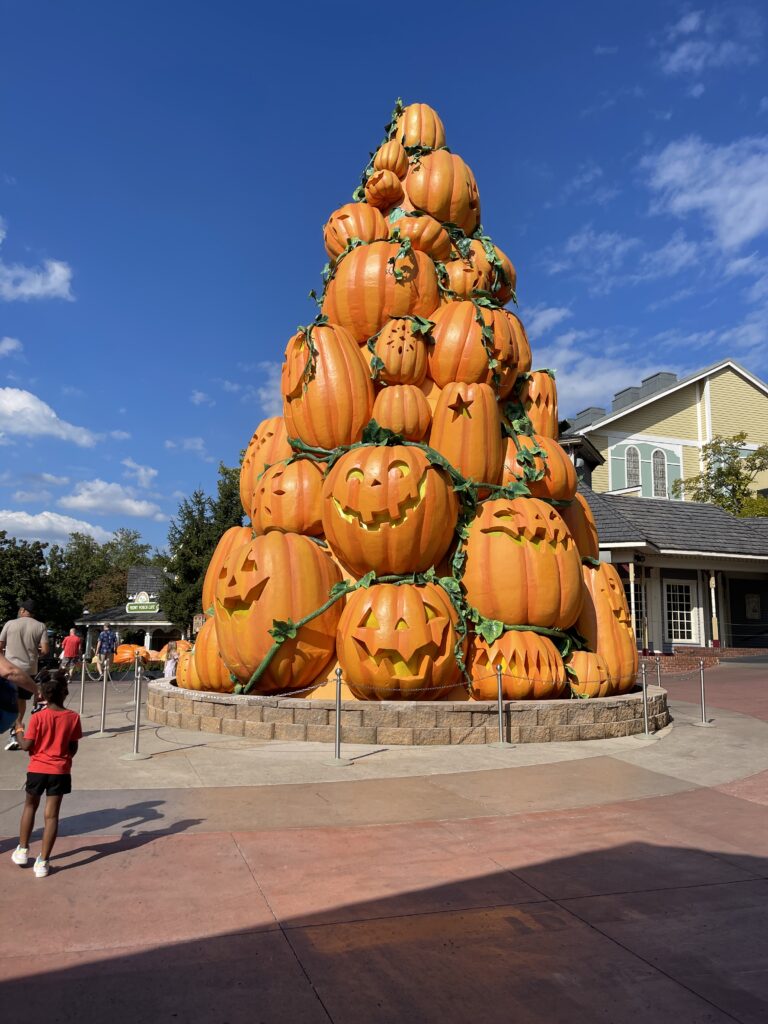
[177,101,639,704]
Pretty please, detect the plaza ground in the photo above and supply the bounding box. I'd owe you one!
[1,661,766,1023]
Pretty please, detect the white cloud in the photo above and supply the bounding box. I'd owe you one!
[216,378,241,393]
[61,385,84,398]
[59,479,165,520]
[110,429,131,440]
[0,388,98,446]
[635,230,700,278]
[122,457,158,489]
[0,336,22,357]
[644,135,768,250]
[688,82,706,98]
[659,7,763,77]
[241,362,283,417]
[13,489,52,503]
[190,389,215,407]
[165,436,215,462]
[38,473,70,486]
[0,509,112,543]
[523,305,573,338]
[0,216,74,302]
[593,44,618,56]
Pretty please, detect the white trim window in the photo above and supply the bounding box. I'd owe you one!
[664,580,698,644]
[625,445,641,488]
[652,449,667,498]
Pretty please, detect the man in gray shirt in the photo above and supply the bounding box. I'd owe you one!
[0,600,48,751]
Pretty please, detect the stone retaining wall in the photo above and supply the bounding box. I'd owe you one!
[146,681,670,745]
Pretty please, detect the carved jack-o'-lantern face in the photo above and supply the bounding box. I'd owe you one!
[337,583,462,700]
[575,561,638,695]
[463,497,583,630]
[239,416,292,516]
[251,458,324,536]
[470,630,567,701]
[322,445,458,577]
[372,318,428,386]
[217,547,271,610]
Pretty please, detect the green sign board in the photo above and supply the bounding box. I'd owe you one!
[126,601,160,614]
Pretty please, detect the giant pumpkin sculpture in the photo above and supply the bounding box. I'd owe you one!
[186,99,637,705]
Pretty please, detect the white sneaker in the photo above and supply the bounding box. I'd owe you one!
[11,846,28,866]
[4,734,20,751]
[33,856,49,878]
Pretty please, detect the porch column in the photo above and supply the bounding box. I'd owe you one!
[629,561,637,648]
[143,629,154,650]
[709,570,720,648]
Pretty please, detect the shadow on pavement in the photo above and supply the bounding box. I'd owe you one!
[0,799,168,856]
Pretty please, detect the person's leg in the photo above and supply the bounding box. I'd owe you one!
[41,794,63,861]
[19,792,40,849]
[13,696,27,734]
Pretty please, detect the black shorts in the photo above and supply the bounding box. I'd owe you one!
[17,686,33,701]
[26,772,72,796]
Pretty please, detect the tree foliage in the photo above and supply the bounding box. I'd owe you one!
[0,532,53,625]
[671,432,768,516]
[160,463,243,633]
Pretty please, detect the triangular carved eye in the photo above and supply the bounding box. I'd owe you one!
[346,468,364,483]
[362,610,379,628]
[395,618,408,631]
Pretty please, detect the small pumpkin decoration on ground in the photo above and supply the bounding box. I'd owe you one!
[565,650,612,699]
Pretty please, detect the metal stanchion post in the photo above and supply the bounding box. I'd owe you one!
[78,657,86,717]
[641,662,650,736]
[655,656,661,690]
[324,667,352,766]
[692,658,715,728]
[492,664,511,746]
[92,657,115,738]
[121,656,150,761]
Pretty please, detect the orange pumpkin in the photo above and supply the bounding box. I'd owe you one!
[250,458,325,536]
[373,139,409,178]
[202,525,253,615]
[561,492,599,561]
[576,562,638,694]
[470,630,567,700]
[213,532,342,693]
[463,498,584,628]
[441,254,488,300]
[192,617,235,693]
[372,384,431,441]
[365,168,404,210]
[429,382,504,489]
[322,241,439,343]
[405,151,481,235]
[239,417,292,516]
[176,650,201,689]
[370,317,429,385]
[566,650,612,699]
[520,371,559,438]
[492,245,517,304]
[502,312,532,375]
[389,213,451,261]
[322,445,458,576]
[418,377,443,415]
[502,434,577,501]
[442,240,509,301]
[391,102,446,150]
[337,582,462,700]
[282,322,374,449]
[428,300,519,395]
[323,203,388,260]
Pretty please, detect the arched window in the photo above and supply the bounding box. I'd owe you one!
[625,446,640,488]
[652,449,667,498]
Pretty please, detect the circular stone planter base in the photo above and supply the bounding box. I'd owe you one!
[146,680,670,745]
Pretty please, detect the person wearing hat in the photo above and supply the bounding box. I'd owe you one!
[0,600,49,751]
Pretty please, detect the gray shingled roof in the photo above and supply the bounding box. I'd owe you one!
[126,566,166,599]
[579,486,768,557]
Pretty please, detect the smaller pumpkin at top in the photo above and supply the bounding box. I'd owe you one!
[369,316,430,385]
[323,203,388,260]
[391,102,446,150]
[365,169,404,210]
[502,434,577,502]
[373,140,409,179]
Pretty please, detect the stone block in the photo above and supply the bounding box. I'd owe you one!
[435,710,472,729]
[471,708,496,727]
[262,707,295,724]
[579,723,607,740]
[361,706,400,728]
[237,706,264,723]
[306,724,336,743]
[567,704,595,725]
[200,716,223,734]
[179,713,201,731]
[398,708,437,729]
[339,709,363,727]
[603,721,632,738]
[519,726,551,743]
[292,707,329,726]
[192,701,214,717]
[450,726,487,744]
[274,723,307,741]
[549,724,580,742]
[244,721,275,740]
[412,727,451,746]
[507,706,539,726]
[152,709,168,727]
[213,704,235,719]
[340,725,377,744]
[166,710,182,728]
[221,717,245,736]
[538,705,568,725]
[376,727,414,745]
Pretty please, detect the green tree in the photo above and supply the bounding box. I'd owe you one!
[0,532,53,625]
[160,463,243,632]
[82,529,153,611]
[740,494,768,517]
[672,432,768,515]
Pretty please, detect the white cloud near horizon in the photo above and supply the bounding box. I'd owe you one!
[13,488,52,504]
[122,457,158,489]
[0,388,98,446]
[0,216,74,302]
[59,479,165,520]
[0,336,22,357]
[0,509,112,543]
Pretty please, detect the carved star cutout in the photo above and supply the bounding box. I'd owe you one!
[447,394,474,420]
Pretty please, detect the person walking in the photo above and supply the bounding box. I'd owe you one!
[163,640,179,680]
[59,628,83,681]
[1,600,49,751]
[10,669,82,877]
[95,623,118,677]
[0,651,38,738]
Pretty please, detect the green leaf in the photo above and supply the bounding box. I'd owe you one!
[269,618,298,642]
[357,570,376,590]
[476,617,505,643]
[362,419,402,445]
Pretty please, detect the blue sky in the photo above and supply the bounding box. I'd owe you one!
[1,0,767,549]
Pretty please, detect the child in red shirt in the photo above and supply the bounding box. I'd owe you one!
[11,669,82,877]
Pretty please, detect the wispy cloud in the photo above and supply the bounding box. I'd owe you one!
[164,436,215,462]
[593,44,618,56]
[13,488,52,503]
[522,305,573,338]
[0,388,98,446]
[110,429,131,441]
[59,479,165,520]
[0,509,112,543]
[548,162,620,208]
[190,389,215,407]
[580,85,644,118]
[122,457,158,489]
[238,361,283,417]
[658,7,763,78]
[0,336,22,357]
[0,216,74,301]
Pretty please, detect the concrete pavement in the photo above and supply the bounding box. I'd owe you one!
[1,660,766,1022]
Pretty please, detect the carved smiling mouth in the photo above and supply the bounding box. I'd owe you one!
[351,644,440,680]
[332,475,428,531]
